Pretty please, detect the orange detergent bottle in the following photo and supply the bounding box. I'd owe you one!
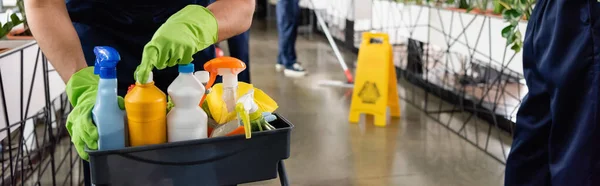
[124,72,167,147]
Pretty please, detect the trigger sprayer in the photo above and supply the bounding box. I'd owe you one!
[201,57,246,111]
[235,89,258,139]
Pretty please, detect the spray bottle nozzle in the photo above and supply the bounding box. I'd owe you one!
[200,57,246,106]
[94,46,120,68]
[203,57,246,87]
[94,46,121,79]
[235,89,257,139]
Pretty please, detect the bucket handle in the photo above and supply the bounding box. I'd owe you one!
[117,146,250,166]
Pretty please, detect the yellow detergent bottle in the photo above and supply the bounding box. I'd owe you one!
[124,72,167,147]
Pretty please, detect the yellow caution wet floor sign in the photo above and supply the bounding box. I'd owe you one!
[349,32,401,126]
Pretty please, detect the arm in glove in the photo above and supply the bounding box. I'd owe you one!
[135,5,218,83]
[66,67,124,160]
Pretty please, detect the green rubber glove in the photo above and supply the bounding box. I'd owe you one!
[135,5,218,83]
[167,96,175,113]
[66,67,124,160]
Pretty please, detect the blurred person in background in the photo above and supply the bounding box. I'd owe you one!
[226,31,251,83]
[276,0,307,77]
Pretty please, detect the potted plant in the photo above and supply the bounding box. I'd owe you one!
[7,0,33,40]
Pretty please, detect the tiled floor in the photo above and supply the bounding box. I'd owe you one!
[238,22,506,185]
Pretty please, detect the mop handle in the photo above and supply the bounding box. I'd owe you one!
[307,0,354,83]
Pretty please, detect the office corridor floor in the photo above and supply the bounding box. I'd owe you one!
[239,24,506,186]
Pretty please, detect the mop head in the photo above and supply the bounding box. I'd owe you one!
[318,80,354,88]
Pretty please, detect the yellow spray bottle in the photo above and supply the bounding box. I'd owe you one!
[124,72,167,146]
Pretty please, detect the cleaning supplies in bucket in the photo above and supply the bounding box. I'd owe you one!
[167,64,208,142]
[93,54,282,151]
[210,89,257,138]
[204,82,278,125]
[92,46,125,150]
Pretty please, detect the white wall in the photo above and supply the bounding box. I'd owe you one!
[426,7,527,75]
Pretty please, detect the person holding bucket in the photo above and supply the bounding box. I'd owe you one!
[25,0,255,185]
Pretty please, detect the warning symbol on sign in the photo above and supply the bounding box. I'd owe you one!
[358,81,380,104]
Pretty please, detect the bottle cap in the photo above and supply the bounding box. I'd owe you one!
[94,46,121,79]
[179,63,194,73]
[194,71,210,83]
[143,71,153,84]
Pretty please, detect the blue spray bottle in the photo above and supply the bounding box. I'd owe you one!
[92,46,125,150]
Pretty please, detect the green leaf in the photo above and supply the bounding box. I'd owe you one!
[501,25,514,38]
[524,8,532,20]
[497,0,511,10]
[3,22,14,33]
[507,33,516,44]
[0,20,6,38]
[510,20,520,25]
[10,14,21,26]
[459,0,470,9]
[514,30,522,40]
[511,42,522,53]
[0,29,6,38]
[503,9,521,20]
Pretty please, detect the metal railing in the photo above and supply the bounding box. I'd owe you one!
[0,41,81,186]
[309,0,522,164]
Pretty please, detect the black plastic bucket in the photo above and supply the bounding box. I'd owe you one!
[87,113,293,186]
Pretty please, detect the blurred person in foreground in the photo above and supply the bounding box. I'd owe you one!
[225,31,251,83]
[505,0,600,185]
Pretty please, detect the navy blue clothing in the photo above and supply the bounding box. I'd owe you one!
[276,0,299,68]
[505,0,600,185]
[66,0,216,96]
[228,31,251,83]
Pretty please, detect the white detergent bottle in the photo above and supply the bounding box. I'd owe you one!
[167,63,208,142]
